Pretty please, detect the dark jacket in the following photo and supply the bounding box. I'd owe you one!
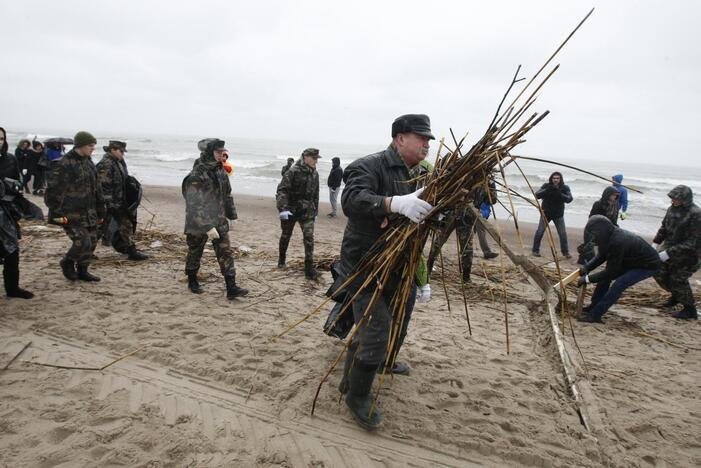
[0,152,21,181]
[589,186,620,226]
[14,145,32,172]
[96,153,129,212]
[281,162,293,177]
[339,145,422,283]
[276,158,319,220]
[327,157,343,189]
[182,152,237,235]
[535,172,572,221]
[45,149,106,227]
[653,185,701,265]
[583,215,660,283]
[0,179,21,257]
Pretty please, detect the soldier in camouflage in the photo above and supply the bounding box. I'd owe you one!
[182,138,248,299]
[653,185,700,319]
[45,131,105,282]
[96,140,148,261]
[276,148,320,279]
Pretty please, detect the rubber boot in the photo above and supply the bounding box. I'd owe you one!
[60,257,79,281]
[661,296,678,309]
[378,360,411,376]
[305,259,319,280]
[672,304,698,320]
[77,264,101,282]
[127,245,149,261]
[345,362,382,430]
[278,238,289,268]
[187,270,203,294]
[225,274,248,299]
[484,252,499,259]
[277,252,286,268]
[4,252,34,299]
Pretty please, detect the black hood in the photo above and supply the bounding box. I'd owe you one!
[0,127,7,157]
[585,214,616,246]
[600,186,619,203]
[548,171,564,185]
[668,185,693,207]
[331,157,340,167]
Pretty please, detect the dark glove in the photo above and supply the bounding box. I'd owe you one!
[577,275,590,287]
[578,265,588,276]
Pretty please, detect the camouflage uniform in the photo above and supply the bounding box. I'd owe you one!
[427,206,476,281]
[275,157,319,266]
[182,151,238,278]
[653,185,701,308]
[45,149,105,266]
[96,152,134,253]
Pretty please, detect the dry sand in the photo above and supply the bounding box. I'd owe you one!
[0,185,699,467]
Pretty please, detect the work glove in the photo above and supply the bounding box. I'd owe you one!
[577,275,590,287]
[206,227,220,240]
[620,211,628,220]
[22,169,28,175]
[651,242,659,250]
[659,251,669,262]
[578,265,588,276]
[279,210,292,221]
[52,216,69,225]
[418,284,431,303]
[390,187,433,223]
[479,202,491,219]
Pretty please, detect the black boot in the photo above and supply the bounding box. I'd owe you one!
[338,347,355,395]
[278,238,289,268]
[305,259,319,280]
[661,296,678,309]
[378,361,411,376]
[672,305,698,320]
[225,274,248,299]
[187,270,203,294]
[4,252,34,299]
[277,252,286,268]
[77,264,101,282]
[127,245,149,261]
[484,252,499,259]
[345,362,382,430]
[60,257,79,281]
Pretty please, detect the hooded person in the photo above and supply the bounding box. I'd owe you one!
[182,138,248,299]
[532,171,573,258]
[612,174,629,220]
[577,186,621,264]
[0,127,21,181]
[576,215,660,323]
[652,185,701,319]
[327,156,343,217]
[14,139,32,193]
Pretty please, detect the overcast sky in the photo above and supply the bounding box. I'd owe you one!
[2,1,699,166]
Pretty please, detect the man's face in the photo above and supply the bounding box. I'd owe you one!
[303,155,319,168]
[396,133,430,166]
[213,149,226,163]
[671,198,683,207]
[0,133,5,145]
[76,143,96,157]
[110,148,124,159]
[551,175,561,185]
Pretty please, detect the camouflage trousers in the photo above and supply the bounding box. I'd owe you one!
[279,217,314,263]
[654,260,699,307]
[427,215,476,280]
[100,210,135,253]
[62,225,98,266]
[185,231,236,277]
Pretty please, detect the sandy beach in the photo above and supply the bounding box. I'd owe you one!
[1,185,699,467]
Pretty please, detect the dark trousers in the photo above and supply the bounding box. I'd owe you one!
[2,249,20,294]
[185,231,236,277]
[279,217,314,263]
[32,168,45,192]
[63,225,98,266]
[532,216,569,255]
[655,260,698,307]
[589,268,658,319]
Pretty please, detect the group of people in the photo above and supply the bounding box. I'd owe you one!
[1,116,699,433]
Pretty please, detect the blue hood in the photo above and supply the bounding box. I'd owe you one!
[612,174,623,184]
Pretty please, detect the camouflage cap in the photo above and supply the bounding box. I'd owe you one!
[103,140,128,152]
[391,114,435,140]
[302,148,321,158]
[73,131,97,148]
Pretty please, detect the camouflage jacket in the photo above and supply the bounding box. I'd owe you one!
[653,185,701,263]
[276,159,319,220]
[182,155,237,235]
[96,153,128,212]
[45,150,105,227]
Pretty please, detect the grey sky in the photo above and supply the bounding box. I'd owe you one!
[2,1,699,165]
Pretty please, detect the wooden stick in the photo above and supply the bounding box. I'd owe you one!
[1,341,32,372]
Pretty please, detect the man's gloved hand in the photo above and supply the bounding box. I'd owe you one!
[390,187,433,223]
[620,211,628,220]
[577,275,590,287]
[479,202,491,219]
[578,265,588,276]
[418,284,431,303]
[659,250,669,262]
[52,216,69,225]
[206,227,220,240]
[279,210,292,221]
[22,169,28,175]
[652,242,659,250]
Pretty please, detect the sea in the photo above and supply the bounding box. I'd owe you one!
[7,129,701,238]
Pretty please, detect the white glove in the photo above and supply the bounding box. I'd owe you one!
[279,210,292,220]
[652,242,659,250]
[206,227,220,240]
[659,250,669,262]
[390,187,433,223]
[418,284,431,303]
[22,168,28,175]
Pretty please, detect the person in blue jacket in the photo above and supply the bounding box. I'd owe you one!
[612,174,628,220]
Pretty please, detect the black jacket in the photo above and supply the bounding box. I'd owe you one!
[0,153,21,181]
[327,158,343,189]
[0,180,21,257]
[583,215,660,283]
[535,172,572,221]
[589,186,619,225]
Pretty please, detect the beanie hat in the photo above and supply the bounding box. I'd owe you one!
[73,131,97,148]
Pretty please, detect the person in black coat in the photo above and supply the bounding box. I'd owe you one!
[577,215,660,323]
[326,157,343,217]
[577,186,620,264]
[532,171,573,258]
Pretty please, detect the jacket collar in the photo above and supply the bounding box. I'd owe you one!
[385,145,408,169]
